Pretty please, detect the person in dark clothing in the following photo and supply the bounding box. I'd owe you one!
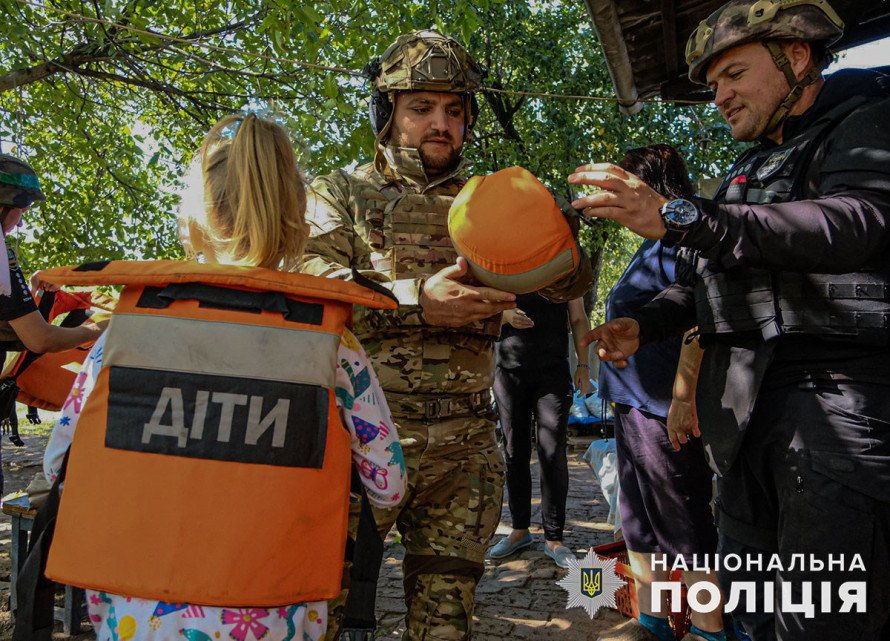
[0,155,103,356]
[489,295,589,568]
[598,145,724,641]
[572,1,890,639]
[0,154,104,495]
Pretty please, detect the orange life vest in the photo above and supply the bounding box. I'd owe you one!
[38,260,396,607]
[0,290,112,411]
[7,346,90,410]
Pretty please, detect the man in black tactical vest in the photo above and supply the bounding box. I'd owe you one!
[573,1,890,640]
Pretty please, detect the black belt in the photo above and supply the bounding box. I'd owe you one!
[391,390,493,421]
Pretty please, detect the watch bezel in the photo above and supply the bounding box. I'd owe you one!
[660,198,699,230]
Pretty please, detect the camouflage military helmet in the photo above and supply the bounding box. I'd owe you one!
[686,0,844,84]
[366,30,484,137]
[371,30,484,95]
[0,153,45,208]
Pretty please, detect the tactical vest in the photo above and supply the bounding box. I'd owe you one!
[40,260,396,606]
[691,94,890,345]
[358,176,500,339]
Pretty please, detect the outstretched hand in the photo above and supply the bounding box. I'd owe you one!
[421,257,516,328]
[582,317,641,368]
[568,163,668,240]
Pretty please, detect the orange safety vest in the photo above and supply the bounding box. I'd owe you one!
[8,346,91,410]
[1,290,111,411]
[38,260,396,607]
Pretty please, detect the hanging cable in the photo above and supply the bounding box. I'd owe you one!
[8,0,709,106]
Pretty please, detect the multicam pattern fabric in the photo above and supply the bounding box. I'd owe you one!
[304,142,591,640]
[327,417,504,641]
[303,147,500,396]
[372,30,484,95]
[381,417,503,564]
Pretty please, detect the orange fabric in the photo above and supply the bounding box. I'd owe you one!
[5,289,109,410]
[45,261,392,606]
[36,260,397,311]
[46,289,115,320]
[12,346,91,411]
[448,166,578,291]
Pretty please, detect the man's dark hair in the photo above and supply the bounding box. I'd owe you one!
[619,144,695,200]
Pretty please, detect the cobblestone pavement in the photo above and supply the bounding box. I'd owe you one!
[0,425,630,640]
[375,436,628,640]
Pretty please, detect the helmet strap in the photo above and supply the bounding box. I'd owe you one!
[0,206,11,234]
[762,40,823,136]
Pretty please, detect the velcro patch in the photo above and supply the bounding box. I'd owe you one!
[105,366,328,468]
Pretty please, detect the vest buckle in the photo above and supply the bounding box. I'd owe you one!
[340,629,375,641]
[424,398,451,420]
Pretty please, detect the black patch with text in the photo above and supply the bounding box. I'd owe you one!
[105,366,327,468]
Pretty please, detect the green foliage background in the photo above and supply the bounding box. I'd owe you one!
[0,0,744,321]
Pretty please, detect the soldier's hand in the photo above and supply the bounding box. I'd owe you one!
[421,258,516,328]
[568,163,668,240]
[582,317,641,368]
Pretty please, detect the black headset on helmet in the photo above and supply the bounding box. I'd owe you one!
[363,59,481,137]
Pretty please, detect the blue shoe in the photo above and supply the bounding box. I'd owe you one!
[489,533,534,559]
[544,544,577,569]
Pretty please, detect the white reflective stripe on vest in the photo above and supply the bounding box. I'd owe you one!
[103,313,338,387]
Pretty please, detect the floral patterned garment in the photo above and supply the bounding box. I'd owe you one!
[44,328,406,641]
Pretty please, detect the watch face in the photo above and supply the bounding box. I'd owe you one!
[665,199,698,227]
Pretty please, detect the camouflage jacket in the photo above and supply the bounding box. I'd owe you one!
[302,145,591,396]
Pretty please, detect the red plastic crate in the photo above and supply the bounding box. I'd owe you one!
[594,541,692,639]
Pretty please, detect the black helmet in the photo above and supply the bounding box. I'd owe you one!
[0,153,45,208]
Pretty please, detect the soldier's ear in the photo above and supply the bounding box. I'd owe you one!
[785,41,813,78]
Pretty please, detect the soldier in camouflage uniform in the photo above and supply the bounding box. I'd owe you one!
[301,30,592,641]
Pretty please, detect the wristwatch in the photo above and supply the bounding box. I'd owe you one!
[659,198,700,246]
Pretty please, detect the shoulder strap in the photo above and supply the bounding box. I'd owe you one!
[339,468,385,641]
[12,451,68,641]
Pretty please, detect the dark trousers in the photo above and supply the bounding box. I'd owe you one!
[717,382,890,641]
[493,364,572,541]
[614,404,717,562]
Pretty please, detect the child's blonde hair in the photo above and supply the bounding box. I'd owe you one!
[181,113,308,271]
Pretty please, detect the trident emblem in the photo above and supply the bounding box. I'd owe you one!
[581,568,602,598]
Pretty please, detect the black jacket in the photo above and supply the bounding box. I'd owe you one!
[629,69,890,475]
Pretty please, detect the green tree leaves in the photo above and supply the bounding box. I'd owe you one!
[0,0,742,314]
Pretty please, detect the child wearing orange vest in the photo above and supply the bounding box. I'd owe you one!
[42,113,406,641]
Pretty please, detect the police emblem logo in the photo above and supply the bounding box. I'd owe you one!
[557,548,624,618]
[581,568,603,598]
[756,149,792,181]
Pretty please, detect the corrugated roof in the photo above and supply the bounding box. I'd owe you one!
[585,0,890,110]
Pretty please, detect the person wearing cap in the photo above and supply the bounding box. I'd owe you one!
[301,30,591,641]
[572,1,890,639]
[0,154,104,356]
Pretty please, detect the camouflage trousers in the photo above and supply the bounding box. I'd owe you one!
[328,414,504,641]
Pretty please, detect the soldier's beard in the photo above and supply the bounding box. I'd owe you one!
[418,142,462,177]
